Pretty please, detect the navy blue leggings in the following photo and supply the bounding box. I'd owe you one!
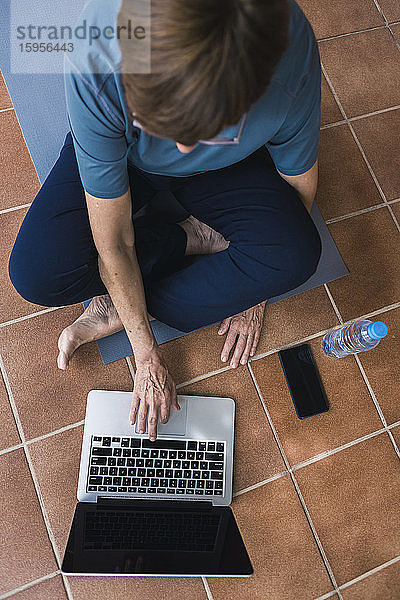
[9,132,322,332]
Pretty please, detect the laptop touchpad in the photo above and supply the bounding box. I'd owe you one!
[135,397,188,436]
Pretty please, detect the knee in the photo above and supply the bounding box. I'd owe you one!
[281,222,322,289]
[8,244,54,307]
[231,216,322,294]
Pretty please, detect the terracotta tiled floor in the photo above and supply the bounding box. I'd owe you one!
[1,1,399,598]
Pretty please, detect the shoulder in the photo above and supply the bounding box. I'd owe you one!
[65,0,122,82]
[271,0,319,98]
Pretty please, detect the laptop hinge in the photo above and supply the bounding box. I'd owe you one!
[97,497,213,510]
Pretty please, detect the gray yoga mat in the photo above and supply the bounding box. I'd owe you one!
[1,0,348,364]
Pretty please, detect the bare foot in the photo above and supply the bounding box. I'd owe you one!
[179,215,229,255]
[57,294,123,370]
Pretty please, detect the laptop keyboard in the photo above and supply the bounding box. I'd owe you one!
[87,436,226,497]
[84,510,221,551]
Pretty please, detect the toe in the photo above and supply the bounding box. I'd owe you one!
[57,327,78,369]
[57,349,68,370]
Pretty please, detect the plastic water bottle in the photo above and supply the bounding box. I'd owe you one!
[321,319,388,358]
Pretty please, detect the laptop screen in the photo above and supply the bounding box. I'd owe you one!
[62,501,253,576]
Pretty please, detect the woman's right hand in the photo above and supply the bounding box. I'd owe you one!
[129,349,180,441]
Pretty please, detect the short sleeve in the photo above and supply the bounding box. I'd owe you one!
[64,58,130,199]
[266,50,321,176]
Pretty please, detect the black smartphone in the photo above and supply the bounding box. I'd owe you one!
[278,344,329,419]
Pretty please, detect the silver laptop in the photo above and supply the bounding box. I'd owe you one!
[61,389,253,577]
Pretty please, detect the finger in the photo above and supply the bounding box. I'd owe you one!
[147,400,159,442]
[136,392,149,435]
[221,327,239,362]
[169,377,180,411]
[230,333,248,368]
[218,318,231,335]
[250,328,261,356]
[159,388,171,423]
[129,389,140,425]
[240,333,255,365]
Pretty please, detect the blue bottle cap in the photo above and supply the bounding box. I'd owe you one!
[367,321,388,340]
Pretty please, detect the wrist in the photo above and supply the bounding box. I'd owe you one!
[134,344,163,366]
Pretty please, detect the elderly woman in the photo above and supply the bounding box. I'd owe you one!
[9,0,322,441]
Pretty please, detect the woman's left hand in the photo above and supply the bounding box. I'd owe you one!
[218,301,266,368]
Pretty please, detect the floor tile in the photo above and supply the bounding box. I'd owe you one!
[321,75,342,125]
[298,0,383,39]
[0,208,46,324]
[28,426,83,556]
[391,200,400,221]
[341,559,400,599]
[180,367,286,492]
[68,576,208,600]
[0,71,13,110]
[391,425,400,450]
[0,371,20,451]
[326,208,400,322]
[391,204,400,239]
[351,109,400,201]
[0,111,40,210]
[319,28,400,118]
[161,322,227,384]
[379,0,400,23]
[251,336,382,466]
[7,575,67,600]
[294,432,400,585]
[208,476,333,600]
[391,22,400,42]
[0,306,133,440]
[316,124,383,221]
[256,286,339,356]
[357,307,400,426]
[0,448,57,594]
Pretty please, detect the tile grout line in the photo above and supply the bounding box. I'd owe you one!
[233,470,289,498]
[176,365,232,390]
[246,362,344,599]
[313,591,337,600]
[320,120,347,130]
[321,103,400,127]
[372,0,389,25]
[0,571,61,600]
[291,424,400,473]
[323,283,343,324]
[0,202,31,215]
[314,555,400,600]
[201,576,214,600]
[0,441,24,456]
[354,354,400,460]
[325,202,389,224]
[317,23,387,43]
[0,306,63,329]
[320,103,400,131]
[387,24,400,52]
[0,353,74,600]
[336,555,400,595]
[321,64,400,234]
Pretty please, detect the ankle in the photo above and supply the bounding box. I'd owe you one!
[178,217,197,255]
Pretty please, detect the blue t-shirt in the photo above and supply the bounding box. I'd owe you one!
[64,0,321,199]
